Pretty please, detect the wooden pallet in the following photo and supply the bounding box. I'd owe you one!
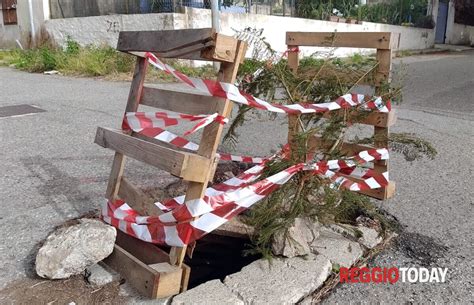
[95,28,247,298]
[286,31,399,200]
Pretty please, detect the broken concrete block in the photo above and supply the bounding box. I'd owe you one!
[328,223,359,239]
[357,226,383,249]
[86,262,120,286]
[224,254,331,305]
[310,227,363,268]
[172,279,243,305]
[272,217,320,258]
[36,219,116,279]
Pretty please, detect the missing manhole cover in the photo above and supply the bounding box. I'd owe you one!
[0,104,46,118]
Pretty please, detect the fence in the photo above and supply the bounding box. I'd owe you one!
[50,0,212,18]
[49,0,297,18]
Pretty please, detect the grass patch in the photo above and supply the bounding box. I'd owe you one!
[0,37,216,82]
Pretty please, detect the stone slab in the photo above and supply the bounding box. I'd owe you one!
[357,226,383,249]
[172,280,243,305]
[310,228,363,268]
[224,254,331,305]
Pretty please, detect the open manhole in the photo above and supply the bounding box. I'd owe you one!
[184,234,261,289]
[0,104,46,118]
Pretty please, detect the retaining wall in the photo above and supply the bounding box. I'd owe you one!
[43,8,435,56]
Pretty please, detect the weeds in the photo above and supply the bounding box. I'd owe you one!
[1,37,216,82]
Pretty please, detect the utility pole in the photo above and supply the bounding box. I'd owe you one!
[211,0,220,33]
[27,0,36,46]
[211,0,220,69]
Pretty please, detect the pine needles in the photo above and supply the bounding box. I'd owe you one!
[229,29,435,256]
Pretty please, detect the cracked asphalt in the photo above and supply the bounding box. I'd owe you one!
[0,51,473,303]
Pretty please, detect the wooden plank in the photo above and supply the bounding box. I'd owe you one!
[104,244,159,298]
[132,132,194,154]
[201,34,239,63]
[180,264,191,292]
[141,85,222,115]
[286,32,400,50]
[157,40,215,59]
[368,45,394,200]
[169,41,248,267]
[116,230,171,264]
[350,110,397,127]
[118,178,163,216]
[308,136,374,156]
[148,263,182,298]
[115,230,191,292]
[287,46,301,159]
[95,127,212,183]
[323,109,396,127]
[106,57,148,199]
[117,28,215,53]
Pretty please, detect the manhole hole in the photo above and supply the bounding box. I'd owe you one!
[0,104,46,118]
[185,234,261,289]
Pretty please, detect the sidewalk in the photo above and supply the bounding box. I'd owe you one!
[396,43,474,57]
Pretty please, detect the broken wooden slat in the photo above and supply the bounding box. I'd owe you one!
[106,56,148,200]
[118,30,239,62]
[95,127,212,183]
[118,178,162,216]
[141,85,222,115]
[104,244,160,298]
[113,231,191,293]
[117,28,215,53]
[286,32,400,50]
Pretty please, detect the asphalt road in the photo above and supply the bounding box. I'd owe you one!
[0,51,473,303]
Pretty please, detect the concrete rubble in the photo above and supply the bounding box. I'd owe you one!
[224,254,331,305]
[310,227,364,268]
[272,217,320,258]
[35,219,116,279]
[166,220,384,304]
[86,262,120,286]
[357,226,383,249]
[172,280,244,305]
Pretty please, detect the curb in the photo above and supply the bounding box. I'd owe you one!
[396,46,474,57]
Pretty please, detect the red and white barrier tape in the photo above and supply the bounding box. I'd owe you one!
[123,111,227,136]
[100,51,393,246]
[123,111,266,164]
[101,148,389,246]
[144,52,391,114]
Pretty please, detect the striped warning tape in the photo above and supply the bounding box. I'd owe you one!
[123,111,267,164]
[100,51,393,246]
[144,52,392,114]
[102,148,389,246]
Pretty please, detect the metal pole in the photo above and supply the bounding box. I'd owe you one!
[211,0,220,33]
[28,0,36,46]
[211,0,220,69]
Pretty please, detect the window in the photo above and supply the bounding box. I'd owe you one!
[1,0,17,25]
